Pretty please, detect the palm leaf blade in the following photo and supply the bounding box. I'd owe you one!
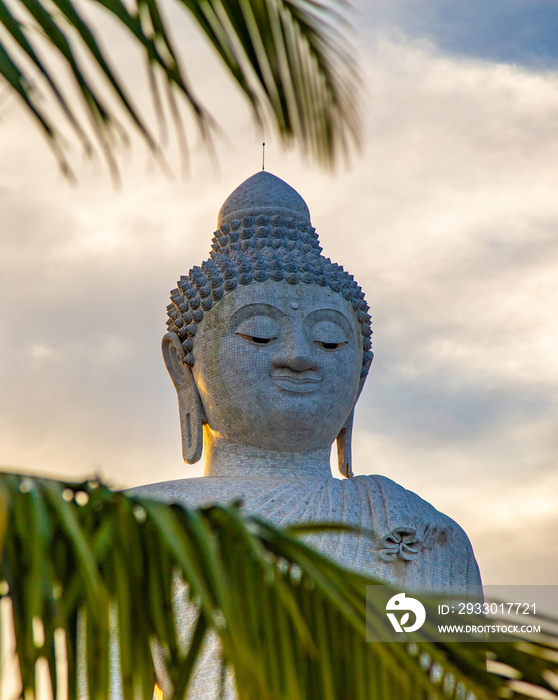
[0,471,556,700]
[1,0,361,176]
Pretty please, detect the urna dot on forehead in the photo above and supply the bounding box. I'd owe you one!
[166,171,373,372]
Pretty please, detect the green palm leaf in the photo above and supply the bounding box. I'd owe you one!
[0,471,557,700]
[0,0,360,179]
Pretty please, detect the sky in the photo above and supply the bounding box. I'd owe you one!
[1,0,557,589]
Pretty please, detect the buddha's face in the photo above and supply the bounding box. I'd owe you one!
[191,280,363,452]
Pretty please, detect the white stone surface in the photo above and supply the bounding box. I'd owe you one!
[217,171,311,225]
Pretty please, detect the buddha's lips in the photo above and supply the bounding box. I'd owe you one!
[270,374,322,392]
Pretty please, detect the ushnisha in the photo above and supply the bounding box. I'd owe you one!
[135,171,481,697]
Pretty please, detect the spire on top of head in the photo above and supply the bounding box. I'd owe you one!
[217,171,311,227]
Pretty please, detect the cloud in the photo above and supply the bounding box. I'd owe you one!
[361,0,558,68]
[1,30,557,585]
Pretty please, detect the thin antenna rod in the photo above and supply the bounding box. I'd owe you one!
[262,142,265,170]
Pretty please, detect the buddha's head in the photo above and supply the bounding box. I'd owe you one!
[163,172,373,477]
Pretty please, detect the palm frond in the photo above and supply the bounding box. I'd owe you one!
[0,0,360,179]
[0,471,557,699]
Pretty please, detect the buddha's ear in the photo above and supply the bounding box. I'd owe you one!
[162,333,204,465]
[336,353,373,478]
[356,352,373,402]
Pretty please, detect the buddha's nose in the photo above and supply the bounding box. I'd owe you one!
[271,330,319,372]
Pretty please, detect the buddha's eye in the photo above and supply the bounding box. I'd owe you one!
[314,340,347,351]
[235,316,279,347]
[236,333,276,346]
[311,320,348,352]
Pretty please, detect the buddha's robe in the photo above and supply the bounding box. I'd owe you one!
[138,474,481,591]
[131,473,481,699]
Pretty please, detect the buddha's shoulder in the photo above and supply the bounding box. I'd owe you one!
[348,473,446,511]
[348,474,473,544]
[127,476,301,509]
[131,475,472,544]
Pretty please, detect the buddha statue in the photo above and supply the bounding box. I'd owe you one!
[135,171,481,697]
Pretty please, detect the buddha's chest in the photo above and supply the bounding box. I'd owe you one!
[135,475,470,592]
